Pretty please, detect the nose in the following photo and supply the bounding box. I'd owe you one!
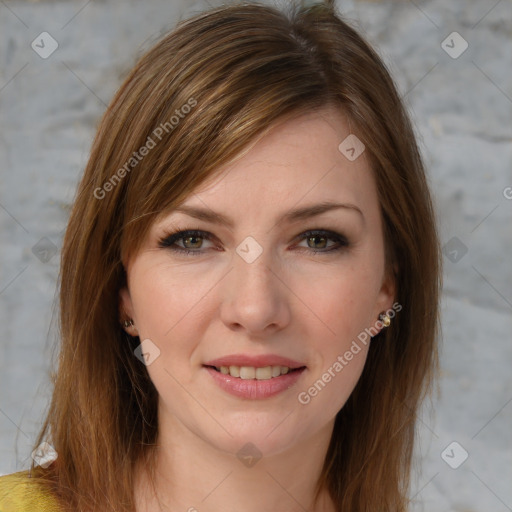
[219,249,291,336]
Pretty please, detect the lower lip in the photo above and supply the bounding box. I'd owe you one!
[204,366,306,399]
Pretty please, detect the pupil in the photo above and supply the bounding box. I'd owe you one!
[185,236,202,248]
[309,235,326,249]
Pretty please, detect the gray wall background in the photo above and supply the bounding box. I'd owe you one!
[1,1,511,511]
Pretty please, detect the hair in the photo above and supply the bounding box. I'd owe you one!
[29,1,441,511]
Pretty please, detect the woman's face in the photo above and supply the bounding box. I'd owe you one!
[120,107,395,457]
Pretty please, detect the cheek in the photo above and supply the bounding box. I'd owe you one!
[291,262,379,413]
[307,344,370,419]
[296,275,373,416]
[292,259,383,347]
[128,264,214,398]
[130,263,215,341]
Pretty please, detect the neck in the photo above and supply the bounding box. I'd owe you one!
[134,411,336,512]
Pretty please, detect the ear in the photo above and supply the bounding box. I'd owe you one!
[373,265,397,323]
[119,286,138,335]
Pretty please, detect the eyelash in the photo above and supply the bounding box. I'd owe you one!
[157,229,349,256]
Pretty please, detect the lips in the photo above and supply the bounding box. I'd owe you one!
[203,354,306,380]
[202,354,307,398]
[203,354,305,369]
[204,364,307,399]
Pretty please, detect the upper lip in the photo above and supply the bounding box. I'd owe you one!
[204,354,306,369]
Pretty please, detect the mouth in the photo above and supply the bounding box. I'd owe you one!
[204,364,306,380]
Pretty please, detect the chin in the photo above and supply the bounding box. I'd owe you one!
[203,414,314,459]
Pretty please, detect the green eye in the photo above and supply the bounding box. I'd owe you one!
[297,230,349,253]
[158,230,214,256]
[158,228,349,256]
[182,234,204,249]
[306,234,328,249]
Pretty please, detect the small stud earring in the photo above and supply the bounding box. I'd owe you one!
[123,319,134,328]
[378,312,391,327]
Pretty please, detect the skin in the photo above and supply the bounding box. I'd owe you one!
[120,106,395,512]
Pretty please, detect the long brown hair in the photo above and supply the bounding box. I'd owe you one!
[29,2,441,511]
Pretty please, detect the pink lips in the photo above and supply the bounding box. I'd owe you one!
[203,354,305,369]
[203,353,307,399]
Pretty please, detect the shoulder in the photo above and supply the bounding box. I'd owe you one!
[0,470,63,512]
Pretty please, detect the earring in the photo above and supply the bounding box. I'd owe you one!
[378,312,391,327]
[123,318,134,328]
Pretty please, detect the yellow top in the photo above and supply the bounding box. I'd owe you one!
[0,470,63,512]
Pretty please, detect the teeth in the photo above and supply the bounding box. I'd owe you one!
[240,366,255,379]
[256,366,271,380]
[216,365,295,380]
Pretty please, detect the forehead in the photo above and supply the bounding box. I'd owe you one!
[179,108,379,223]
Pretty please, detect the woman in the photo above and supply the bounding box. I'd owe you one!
[0,1,441,511]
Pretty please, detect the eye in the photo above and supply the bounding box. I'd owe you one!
[158,229,217,255]
[158,228,349,256]
[295,230,349,253]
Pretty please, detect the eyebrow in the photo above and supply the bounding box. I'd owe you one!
[171,201,364,228]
